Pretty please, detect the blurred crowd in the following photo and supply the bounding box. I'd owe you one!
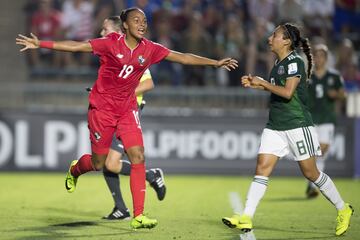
[24,0,360,89]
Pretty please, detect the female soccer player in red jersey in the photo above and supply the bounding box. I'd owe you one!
[16,7,238,229]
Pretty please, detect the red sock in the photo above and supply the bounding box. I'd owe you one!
[130,163,146,217]
[70,154,95,177]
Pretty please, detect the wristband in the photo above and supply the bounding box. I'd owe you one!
[39,41,54,49]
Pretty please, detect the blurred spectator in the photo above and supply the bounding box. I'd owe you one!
[61,0,94,69]
[29,0,62,69]
[93,0,117,36]
[202,4,222,37]
[277,0,303,24]
[248,0,277,25]
[21,0,359,89]
[302,0,334,40]
[246,19,274,77]
[333,0,360,40]
[126,0,162,26]
[151,16,183,86]
[180,12,214,86]
[336,38,360,89]
[215,14,246,86]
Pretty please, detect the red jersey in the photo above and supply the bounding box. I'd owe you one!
[88,32,170,113]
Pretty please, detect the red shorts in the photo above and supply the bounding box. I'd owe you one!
[87,107,143,154]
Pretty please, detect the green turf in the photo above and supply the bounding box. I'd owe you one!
[0,173,359,240]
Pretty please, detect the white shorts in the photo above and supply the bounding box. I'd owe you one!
[315,123,335,145]
[259,127,322,161]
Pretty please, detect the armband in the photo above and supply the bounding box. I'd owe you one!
[39,41,54,49]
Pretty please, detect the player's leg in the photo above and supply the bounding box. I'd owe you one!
[65,108,114,193]
[298,157,354,236]
[293,126,353,236]
[106,136,167,201]
[118,108,157,229]
[306,124,333,198]
[102,148,130,220]
[223,129,284,231]
[65,152,107,193]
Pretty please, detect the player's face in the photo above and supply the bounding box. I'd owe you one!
[314,50,327,69]
[100,19,117,37]
[268,27,291,53]
[125,10,147,39]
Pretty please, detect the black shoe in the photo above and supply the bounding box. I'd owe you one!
[149,168,166,201]
[306,184,319,199]
[102,207,130,220]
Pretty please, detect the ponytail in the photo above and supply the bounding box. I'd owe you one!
[282,23,313,78]
[300,37,313,78]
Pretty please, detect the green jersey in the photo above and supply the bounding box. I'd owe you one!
[308,69,344,124]
[266,51,313,130]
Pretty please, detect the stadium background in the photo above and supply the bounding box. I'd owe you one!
[0,1,360,240]
[0,0,359,177]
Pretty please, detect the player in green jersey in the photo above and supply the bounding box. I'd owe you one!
[222,23,353,236]
[305,44,346,198]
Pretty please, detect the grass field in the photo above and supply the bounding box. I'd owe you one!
[0,173,359,240]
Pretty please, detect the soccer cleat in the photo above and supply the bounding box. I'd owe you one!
[65,160,78,193]
[222,214,242,228]
[306,184,319,199]
[237,215,253,232]
[130,214,158,229]
[149,168,166,201]
[335,203,354,236]
[102,207,130,220]
[222,214,253,232]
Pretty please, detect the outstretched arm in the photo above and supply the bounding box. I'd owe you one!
[165,50,238,71]
[16,33,92,52]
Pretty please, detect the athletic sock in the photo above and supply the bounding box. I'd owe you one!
[314,172,345,210]
[130,163,146,217]
[119,160,131,175]
[243,175,269,218]
[71,154,95,177]
[103,169,127,211]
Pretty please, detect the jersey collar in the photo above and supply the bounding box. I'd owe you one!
[275,50,295,66]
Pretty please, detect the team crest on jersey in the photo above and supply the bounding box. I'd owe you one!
[138,55,146,66]
[277,65,285,75]
[94,132,101,141]
[328,77,334,86]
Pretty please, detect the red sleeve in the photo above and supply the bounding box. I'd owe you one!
[89,37,110,56]
[150,42,170,64]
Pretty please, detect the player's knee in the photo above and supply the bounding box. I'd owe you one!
[303,170,319,182]
[91,157,105,171]
[129,151,145,164]
[104,159,118,172]
[104,160,112,171]
[256,162,271,176]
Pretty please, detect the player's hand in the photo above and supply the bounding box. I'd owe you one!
[250,75,265,86]
[327,89,338,99]
[241,75,252,88]
[16,33,40,52]
[241,74,264,88]
[217,58,238,71]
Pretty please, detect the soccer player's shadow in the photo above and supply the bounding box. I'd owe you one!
[265,196,310,202]
[10,207,138,240]
[255,225,335,240]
